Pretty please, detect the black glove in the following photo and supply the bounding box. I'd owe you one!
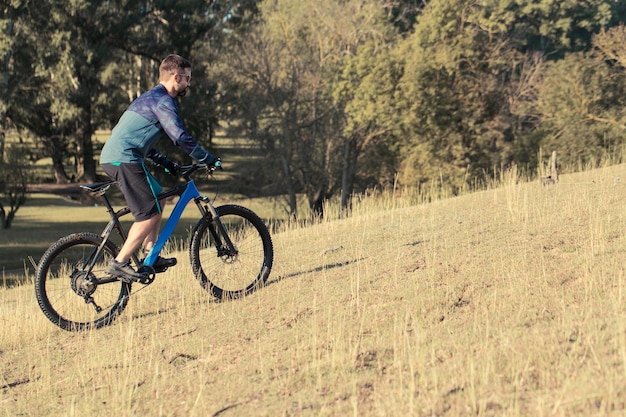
[146,149,180,175]
[163,159,180,176]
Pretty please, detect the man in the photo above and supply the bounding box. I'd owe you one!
[100,54,219,282]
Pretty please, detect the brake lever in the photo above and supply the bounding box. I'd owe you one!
[204,165,217,178]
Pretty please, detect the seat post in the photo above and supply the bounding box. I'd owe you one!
[100,193,116,216]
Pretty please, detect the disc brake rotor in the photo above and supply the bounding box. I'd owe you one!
[70,269,97,297]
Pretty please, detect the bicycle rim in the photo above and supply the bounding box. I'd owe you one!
[35,233,130,331]
[190,205,273,300]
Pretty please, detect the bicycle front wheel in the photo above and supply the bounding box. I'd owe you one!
[190,204,273,300]
[35,233,131,331]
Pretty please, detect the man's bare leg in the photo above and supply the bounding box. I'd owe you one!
[115,215,162,263]
[141,201,166,256]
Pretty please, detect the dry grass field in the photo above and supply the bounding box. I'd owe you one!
[2,163,626,416]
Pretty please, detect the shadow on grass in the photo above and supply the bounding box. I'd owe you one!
[126,258,363,325]
[265,258,364,287]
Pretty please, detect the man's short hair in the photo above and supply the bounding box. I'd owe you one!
[159,54,191,80]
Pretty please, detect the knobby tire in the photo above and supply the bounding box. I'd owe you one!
[190,204,273,300]
[35,233,131,331]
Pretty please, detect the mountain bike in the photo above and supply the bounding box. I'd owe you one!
[35,163,273,331]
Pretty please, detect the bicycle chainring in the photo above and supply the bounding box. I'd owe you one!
[136,265,156,285]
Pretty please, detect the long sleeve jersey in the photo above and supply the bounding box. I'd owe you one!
[100,84,211,165]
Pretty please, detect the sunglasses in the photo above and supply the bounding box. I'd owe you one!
[172,72,191,82]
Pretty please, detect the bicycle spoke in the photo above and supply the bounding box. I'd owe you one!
[191,205,273,299]
[35,233,130,331]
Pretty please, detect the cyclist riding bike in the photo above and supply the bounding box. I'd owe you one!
[99,54,220,283]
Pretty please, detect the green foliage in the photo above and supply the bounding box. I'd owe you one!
[2,0,626,204]
[384,0,424,33]
[333,40,403,189]
[512,0,611,53]
[395,0,520,190]
[222,0,397,217]
[594,24,626,68]
[535,51,626,166]
[1,0,259,183]
[380,0,625,191]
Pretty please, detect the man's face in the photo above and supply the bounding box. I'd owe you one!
[175,69,192,97]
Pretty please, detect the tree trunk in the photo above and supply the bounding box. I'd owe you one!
[4,209,15,229]
[280,153,298,219]
[340,136,357,214]
[0,184,26,229]
[0,203,6,229]
[76,108,97,182]
[52,158,71,184]
[43,135,71,184]
[1,20,12,164]
[308,186,325,219]
[0,131,4,165]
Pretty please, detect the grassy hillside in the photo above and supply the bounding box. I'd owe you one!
[2,164,626,416]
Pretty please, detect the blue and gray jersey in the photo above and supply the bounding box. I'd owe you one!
[100,84,210,164]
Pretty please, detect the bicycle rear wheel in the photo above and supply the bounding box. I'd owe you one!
[35,233,131,331]
[190,204,273,300]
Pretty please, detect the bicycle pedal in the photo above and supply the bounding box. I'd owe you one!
[136,266,156,285]
[140,257,176,274]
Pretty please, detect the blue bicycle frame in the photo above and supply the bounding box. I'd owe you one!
[142,179,204,267]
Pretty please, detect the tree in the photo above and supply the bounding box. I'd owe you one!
[224,0,395,218]
[1,2,72,182]
[388,0,618,190]
[0,144,30,229]
[333,40,403,211]
[394,0,519,190]
[534,50,626,167]
[1,0,130,183]
[1,0,258,184]
[594,24,626,69]
[2,0,624,199]
[471,0,612,55]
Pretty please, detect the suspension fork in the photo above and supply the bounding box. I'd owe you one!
[194,196,238,256]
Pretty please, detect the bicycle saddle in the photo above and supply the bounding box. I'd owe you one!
[80,181,115,194]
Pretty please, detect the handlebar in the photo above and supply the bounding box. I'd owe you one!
[179,162,221,180]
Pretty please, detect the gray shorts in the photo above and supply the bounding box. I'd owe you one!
[102,163,163,221]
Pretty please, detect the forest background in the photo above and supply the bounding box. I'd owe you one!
[1,0,626,225]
